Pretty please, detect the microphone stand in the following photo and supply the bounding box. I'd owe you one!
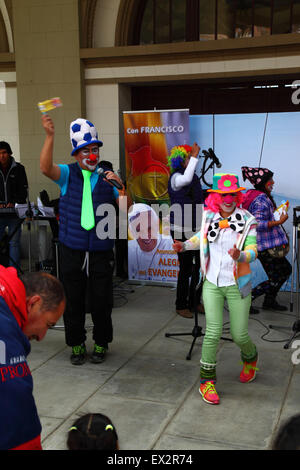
[200,159,214,182]
[25,187,34,272]
[199,150,222,190]
[165,271,233,361]
[165,151,226,359]
[0,215,25,274]
[269,207,300,348]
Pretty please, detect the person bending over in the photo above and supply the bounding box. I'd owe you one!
[0,267,65,450]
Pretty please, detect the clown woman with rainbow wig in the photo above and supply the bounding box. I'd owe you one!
[167,142,204,319]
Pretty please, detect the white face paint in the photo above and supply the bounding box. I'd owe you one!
[220,202,236,214]
[75,145,100,171]
[219,194,237,214]
[82,155,99,171]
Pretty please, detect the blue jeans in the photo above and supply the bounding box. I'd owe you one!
[0,217,22,268]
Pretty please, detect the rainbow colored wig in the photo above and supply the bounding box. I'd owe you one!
[167,145,192,174]
[205,191,243,213]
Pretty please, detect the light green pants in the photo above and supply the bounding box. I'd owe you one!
[200,280,257,381]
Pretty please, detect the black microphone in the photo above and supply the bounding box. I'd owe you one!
[97,167,123,190]
[202,149,222,168]
[208,148,222,168]
[25,186,33,219]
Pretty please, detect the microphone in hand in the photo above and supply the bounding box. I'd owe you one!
[97,167,123,190]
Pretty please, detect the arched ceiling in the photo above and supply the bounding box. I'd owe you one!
[79,0,98,48]
[79,0,144,48]
[115,0,145,46]
[0,0,13,53]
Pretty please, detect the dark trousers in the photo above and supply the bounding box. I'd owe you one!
[0,216,22,268]
[115,238,128,277]
[252,250,292,301]
[171,231,201,311]
[59,243,114,348]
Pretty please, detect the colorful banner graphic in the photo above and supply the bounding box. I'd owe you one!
[123,109,190,284]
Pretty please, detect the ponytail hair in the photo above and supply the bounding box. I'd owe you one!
[254,180,276,209]
[67,413,119,450]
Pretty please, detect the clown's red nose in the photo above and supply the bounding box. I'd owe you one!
[223,195,235,204]
[88,153,98,162]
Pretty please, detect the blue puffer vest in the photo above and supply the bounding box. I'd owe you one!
[168,168,203,232]
[59,163,115,251]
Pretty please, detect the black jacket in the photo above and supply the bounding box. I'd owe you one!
[0,157,28,204]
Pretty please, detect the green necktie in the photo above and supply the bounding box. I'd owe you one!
[81,169,95,231]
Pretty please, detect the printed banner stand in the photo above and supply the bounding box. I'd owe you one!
[123,109,190,286]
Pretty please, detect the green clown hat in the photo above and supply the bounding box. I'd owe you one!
[207,173,245,193]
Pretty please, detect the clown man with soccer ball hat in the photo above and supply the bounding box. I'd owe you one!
[40,114,128,366]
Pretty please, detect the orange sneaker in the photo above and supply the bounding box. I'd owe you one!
[240,359,259,383]
[199,381,220,405]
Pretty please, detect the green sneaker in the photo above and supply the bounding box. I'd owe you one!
[90,344,107,364]
[70,344,86,365]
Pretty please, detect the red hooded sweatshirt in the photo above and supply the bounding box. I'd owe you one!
[0,266,27,329]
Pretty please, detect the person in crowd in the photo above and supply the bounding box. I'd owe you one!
[40,114,129,366]
[67,413,119,450]
[242,167,291,312]
[0,266,65,450]
[173,173,258,405]
[128,203,178,283]
[272,414,300,450]
[0,141,28,270]
[167,143,203,318]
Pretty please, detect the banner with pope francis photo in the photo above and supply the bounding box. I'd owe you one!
[123,109,190,285]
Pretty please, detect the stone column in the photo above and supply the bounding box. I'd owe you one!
[12,0,83,200]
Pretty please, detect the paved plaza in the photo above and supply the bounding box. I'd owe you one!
[28,281,300,450]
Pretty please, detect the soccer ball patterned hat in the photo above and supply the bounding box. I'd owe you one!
[70,118,103,156]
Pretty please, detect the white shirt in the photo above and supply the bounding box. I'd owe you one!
[170,157,198,191]
[206,212,239,287]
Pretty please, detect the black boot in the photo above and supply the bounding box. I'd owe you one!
[250,295,260,314]
[250,306,260,314]
[262,297,287,312]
